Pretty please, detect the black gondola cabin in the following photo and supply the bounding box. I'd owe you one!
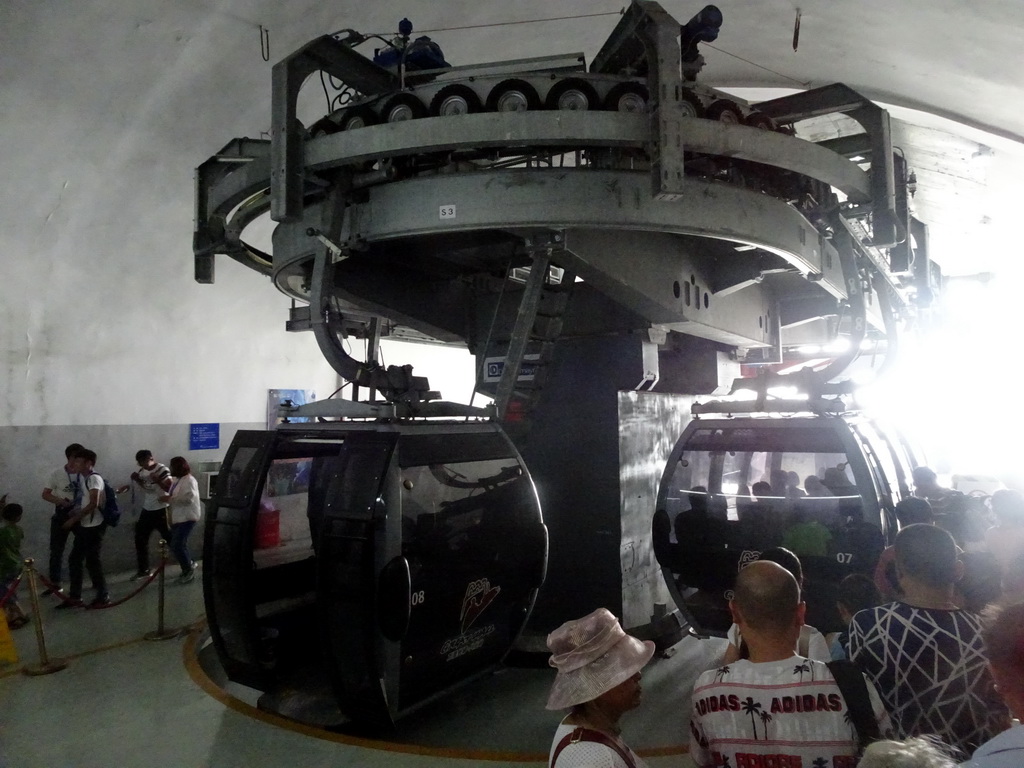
[202,420,547,730]
[653,410,915,635]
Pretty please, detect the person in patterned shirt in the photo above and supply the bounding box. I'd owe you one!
[848,524,1008,756]
[689,560,892,768]
[121,450,172,581]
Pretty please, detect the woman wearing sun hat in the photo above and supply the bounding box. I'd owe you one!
[546,607,656,768]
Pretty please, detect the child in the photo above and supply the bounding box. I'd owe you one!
[0,502,29,629]
[827,573,880,660]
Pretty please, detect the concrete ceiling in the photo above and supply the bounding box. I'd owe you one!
[6,0,1023,288]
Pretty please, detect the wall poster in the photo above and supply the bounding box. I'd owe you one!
[267,389,316,429]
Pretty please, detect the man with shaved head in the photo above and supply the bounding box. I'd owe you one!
[849,524,1008,756]
[731,560,802,638]
[689,561,891,768]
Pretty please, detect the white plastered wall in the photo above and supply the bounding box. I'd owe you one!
[0,2,482,573]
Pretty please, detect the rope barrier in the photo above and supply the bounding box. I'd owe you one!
[19,543,193,673]
[0,570,23,608]
[22,559,68,675]
[146,540,185,641]
[89,563,164,610]
[36,562,164,610]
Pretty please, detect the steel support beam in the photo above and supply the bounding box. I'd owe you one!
[640,2,688,200]
[304,112,871,203]
[342,169,842,296]
[561,228,777,348]
[494,253,551,420]
[270,36,397,223]
[756,83,900,246]
[834,215,907,310]
[201,112,873,280]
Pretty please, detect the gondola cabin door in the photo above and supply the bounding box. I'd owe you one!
[653,416,904,635]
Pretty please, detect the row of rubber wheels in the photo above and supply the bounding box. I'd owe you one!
[679,93,776,130]
[322,78,650,133]
[318,78,775,133]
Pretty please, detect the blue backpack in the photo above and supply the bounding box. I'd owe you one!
[87,473,121,527]
[100,478,121,527]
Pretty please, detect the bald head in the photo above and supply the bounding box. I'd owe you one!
[732,561,801,633]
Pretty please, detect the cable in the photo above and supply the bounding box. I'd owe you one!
[325,380,352,400]
[319,70,332,113]
[703,43,812,87]
[417,10,622,35]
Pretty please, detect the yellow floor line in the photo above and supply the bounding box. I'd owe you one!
[3,616,688,761]
[1,632,164,679]
[181,623,689,762]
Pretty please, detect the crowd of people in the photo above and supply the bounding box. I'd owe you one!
[4,445,1020,766]
[0,443,203,625]
[546,467,1024,767]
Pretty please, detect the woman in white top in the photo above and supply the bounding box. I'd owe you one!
[546,608,655,768]
[721,546,831,664]
[159,456,202,584]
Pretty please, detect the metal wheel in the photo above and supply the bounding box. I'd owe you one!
[430,85,481,117]
[341,107,376,130]
[383,94,425,123]
[488,79,540,112]
[307,117,340,138]
[497,90,528,111]
[706,99,744,124]
[603,83,649,113]
[545,79,598,111]
[743,111,776,131]
[677,90,704,119]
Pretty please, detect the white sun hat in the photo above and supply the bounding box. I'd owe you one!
[545,608,656,710]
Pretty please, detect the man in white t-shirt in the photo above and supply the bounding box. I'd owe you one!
[40,442,84,593]
[689,561,892,768]
[122,450,171,580]
[57,448,109,608]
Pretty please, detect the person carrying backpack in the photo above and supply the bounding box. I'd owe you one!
[689,560,893,767]
[57,447,110,608]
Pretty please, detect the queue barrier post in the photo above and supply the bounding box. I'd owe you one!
[145,540,181,641]
[21,558,68,676]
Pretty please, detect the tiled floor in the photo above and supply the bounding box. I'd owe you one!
[0,565,719,767]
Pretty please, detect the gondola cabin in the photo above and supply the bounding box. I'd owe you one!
[202,420,547,730]
[653,406,914,636]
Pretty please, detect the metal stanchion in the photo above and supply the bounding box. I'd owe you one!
[21,558,68,675]
[145,540,181,640]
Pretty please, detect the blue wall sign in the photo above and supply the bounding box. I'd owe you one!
[189,423,220,451]
[482,355,540,383]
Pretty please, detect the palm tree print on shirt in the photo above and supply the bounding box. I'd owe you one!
[714,665,730,683]
[843,709,857,740]
[812,758,829,768]
[793,660,811,681]
[741,697,763,739]
[758,709,772,739]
